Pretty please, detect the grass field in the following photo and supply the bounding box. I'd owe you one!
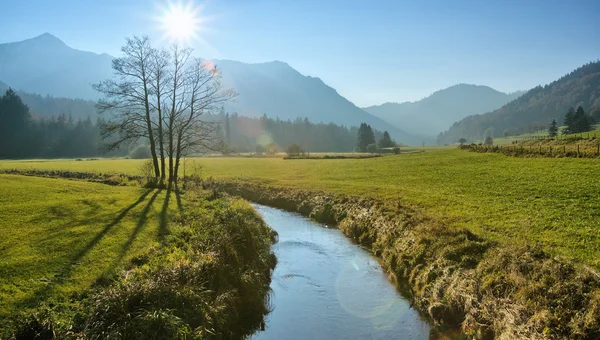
[0,174,276,337]
[2,149,600,268]
[0,175,173,323]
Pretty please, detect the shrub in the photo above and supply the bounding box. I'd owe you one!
[484,136,493,146]
[286,144,306,158]
[266,143,278,155]
[129,145,152,159]
[392,147,400,154]
[366,143,378,153]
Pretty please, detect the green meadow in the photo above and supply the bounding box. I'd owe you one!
[0,175,171,321]
[2,148,600,268]
[0,174,275,338]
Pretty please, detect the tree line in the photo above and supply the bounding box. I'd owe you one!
[209,113,394,153]
[0,88,130,159]
[0,86,398,160]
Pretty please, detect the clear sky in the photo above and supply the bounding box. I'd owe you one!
[1,0,599,107]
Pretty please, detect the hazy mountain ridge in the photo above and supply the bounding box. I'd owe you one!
[0,34,420,144]
[0,33,113,99]
[438,61,600,144]
[363,84,524,136]
[214,59,418,143]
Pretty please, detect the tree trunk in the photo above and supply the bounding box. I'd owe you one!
[157,101,165,185]
[168,112,175,187]
[143,83,160,181]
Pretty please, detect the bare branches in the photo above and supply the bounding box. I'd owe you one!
[93,35,236,186]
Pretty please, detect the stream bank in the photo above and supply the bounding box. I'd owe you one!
[213,179,600,339]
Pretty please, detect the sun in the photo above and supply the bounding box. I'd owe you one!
[158,2,203,43]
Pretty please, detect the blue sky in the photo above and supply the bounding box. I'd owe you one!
[1,0,599,106]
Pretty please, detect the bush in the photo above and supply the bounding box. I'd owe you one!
[266,143,278,155]
[484,136,494,146]
[129,145,152,159]
[366,143,378,153]
[286,144,306,158]
[392,147,400,154]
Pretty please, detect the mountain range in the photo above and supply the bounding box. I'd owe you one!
[0,33,421,144]
[363,84,524,137]
[438,61,600,144]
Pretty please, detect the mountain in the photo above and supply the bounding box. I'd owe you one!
[0,34,419,144]
[438,61,600,144]
[363,84,524,137]
[213,59,419,144]
[0,33,113,99]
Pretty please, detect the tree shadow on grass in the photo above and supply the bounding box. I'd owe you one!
[159,189,171,240]
[105,189,162,272]
[175,185,184,213]
[15,188,155,309]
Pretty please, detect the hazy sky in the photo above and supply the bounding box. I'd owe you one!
[1,0,599,107]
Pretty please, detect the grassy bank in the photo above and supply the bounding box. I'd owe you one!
[0,174,276,339]
[213,180,600,339]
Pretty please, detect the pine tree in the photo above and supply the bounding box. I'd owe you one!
[563,107,575,134]
[365,124,376,146]
[224,113,231,146]
[575,106,591,133]
[0,89,31,158]
[378,131,395,148]
[548,119,558,137]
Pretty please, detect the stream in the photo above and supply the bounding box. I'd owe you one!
[251,204,431,340]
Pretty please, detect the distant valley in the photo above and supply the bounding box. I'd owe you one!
[363,84,524,137]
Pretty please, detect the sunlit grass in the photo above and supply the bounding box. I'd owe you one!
[0,175,175,323]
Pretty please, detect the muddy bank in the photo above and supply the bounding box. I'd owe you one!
[213,179,600,339]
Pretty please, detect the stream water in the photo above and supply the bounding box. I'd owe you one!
[251,204,431,340]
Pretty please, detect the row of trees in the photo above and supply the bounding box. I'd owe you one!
[94,36,234,187]
[355,123,396,152]
[209,113,388,153]
[0,89,127,159]
[563,106,594,134]
[547,106,595,137]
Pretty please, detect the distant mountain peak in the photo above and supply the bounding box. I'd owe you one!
[363,84,521,137]
[1,32,71,50]
[29,32,67,46]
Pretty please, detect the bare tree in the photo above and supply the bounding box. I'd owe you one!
[163,47,235,186]
[94,36,161,181]
[95,36,235,187]
[148,48,170,185]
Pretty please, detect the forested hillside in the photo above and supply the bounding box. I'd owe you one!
[439,61,600,144]
[0,81,96,119]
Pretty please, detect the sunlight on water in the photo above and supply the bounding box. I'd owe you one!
[252,204,430,340]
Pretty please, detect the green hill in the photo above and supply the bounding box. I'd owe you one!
[439,61,600,144]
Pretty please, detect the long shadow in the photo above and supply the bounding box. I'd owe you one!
[175,184,184,213]
[159,189,171,240]
[109,189,162,266]
[16,189,154,308]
